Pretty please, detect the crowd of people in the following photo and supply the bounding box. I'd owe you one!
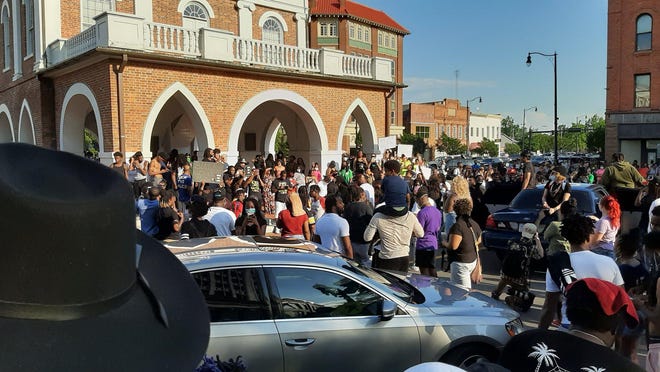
[121,145,660,370]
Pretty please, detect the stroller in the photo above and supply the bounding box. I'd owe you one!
[493,237,539,312]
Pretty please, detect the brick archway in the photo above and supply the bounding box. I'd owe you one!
[0,103,14,143]
[60,83,104,157]
[337,98,379,155]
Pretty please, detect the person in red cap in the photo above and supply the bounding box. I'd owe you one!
[500,278,643,371]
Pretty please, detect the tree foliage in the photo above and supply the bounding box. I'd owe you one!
[472,138,499,157]
[84,128,99,160]
[585,115,606,153]
[275,126,289,156]
[400,131,427,157]
[501,116,517,138]
[436,133,467,155]
[504,143,521,155]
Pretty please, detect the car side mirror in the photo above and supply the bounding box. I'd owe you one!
[380,300,397,321]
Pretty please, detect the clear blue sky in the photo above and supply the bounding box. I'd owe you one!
[357,0,608,131]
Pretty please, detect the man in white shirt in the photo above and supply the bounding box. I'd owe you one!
[313,194,353,259]
[539,214,624,329]
[356,173,375,207]
[204,191,236,236]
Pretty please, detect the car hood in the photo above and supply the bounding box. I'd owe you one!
[406,275,519,319]
[491,208,538,223]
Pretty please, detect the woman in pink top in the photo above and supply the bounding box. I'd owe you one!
[590,195,621,259]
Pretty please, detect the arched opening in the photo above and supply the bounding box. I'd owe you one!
[143,84,214,158]
[338,98,378,156]
[0,104,13,143]
[18,100,35,144]
[60,83,104,157]
[228,89,332,169]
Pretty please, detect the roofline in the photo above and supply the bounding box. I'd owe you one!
[312,13,410,35]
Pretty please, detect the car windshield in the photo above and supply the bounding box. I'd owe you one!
[342,261,425,304]
[510,188,596,213]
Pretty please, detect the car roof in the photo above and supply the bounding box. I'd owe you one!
[165,236,344,272]
[533,182,607,192]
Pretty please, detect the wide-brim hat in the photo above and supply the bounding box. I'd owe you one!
[0,143,209,370]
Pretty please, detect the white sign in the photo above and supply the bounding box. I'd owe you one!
[397,144,413,158]
[378,136,397,151]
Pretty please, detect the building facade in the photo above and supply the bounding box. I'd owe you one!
[402,99,469,157]
[0,0,406,169]
[606,0,660,164]
[469,112,502,153]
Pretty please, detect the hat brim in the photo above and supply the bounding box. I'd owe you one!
[0,230,209,370]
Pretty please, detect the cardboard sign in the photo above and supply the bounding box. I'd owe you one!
[378,136,397,151]
[191,161,225,184]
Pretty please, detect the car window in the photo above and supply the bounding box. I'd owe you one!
[342,261,424,304]
[192,268,272,322]
[268,267,381,319]
[572,190,595,214]
[510,189,544,209]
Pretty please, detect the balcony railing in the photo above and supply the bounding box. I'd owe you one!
[45,12,394,83]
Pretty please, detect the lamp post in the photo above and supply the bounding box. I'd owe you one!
[526,51,558,165]
[522,106,538,150]
[466,96,482,156]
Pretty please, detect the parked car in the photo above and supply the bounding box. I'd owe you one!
[167,236,524,371]
[482,183,608,260]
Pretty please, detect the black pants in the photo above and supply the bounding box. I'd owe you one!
[132,179,147,199]
[372,250,409,272]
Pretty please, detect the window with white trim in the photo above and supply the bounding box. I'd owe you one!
[183,1,209,29]
[262,17,283,44]
[378,30,397,51]
[24,0,33,57]
[349,23,355,39]
[349,22,370,44]
[2,5,10,71]
[635,73,651,108]
[637,14,652,51]
[82,0,114,30]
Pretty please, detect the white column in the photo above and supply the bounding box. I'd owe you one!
[42,0,61,45]
[31,0,42,70]
[294,13,307,48]
[134,0,153,22]
[235,0,255,39]
[11,0,21,80]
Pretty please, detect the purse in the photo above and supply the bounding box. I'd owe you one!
[468,222,483,284]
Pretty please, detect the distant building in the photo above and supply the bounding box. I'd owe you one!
[469,112,502,152]
[606,0,660,164]
[402,99,468,157]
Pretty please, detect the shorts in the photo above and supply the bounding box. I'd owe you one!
[415,249,436,269]
[450,259,477,290]
[648,343,660,372]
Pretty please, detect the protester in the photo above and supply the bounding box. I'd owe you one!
[590,195,621,259]
[543,197,577,257]
[501,278,643,372]
[313,194,353,259]
[234,197,267,236]
[520,150,537,190]
[181,196,217,238]
[128,151,149,199]
[136,185,161,237]
[443,176,471,240]
[276,193,311,240]
[632,232,660,371]
[204,191,236,236]
[636,175,660,233]
[154,189,183,241]
[414,186,443,277]
[601,152,646,194]
[535,166,571,225]
[447,198,482,290]
[343,185,374,266]
[110,151,128,179]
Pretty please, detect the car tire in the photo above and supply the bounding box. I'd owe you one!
[440,343,498,368]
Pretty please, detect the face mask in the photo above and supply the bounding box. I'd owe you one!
[246,208,256,215]
[549,175,556,182]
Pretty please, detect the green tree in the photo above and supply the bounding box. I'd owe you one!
[84,128,99,159]
[436,133,467,155]
[585,115,606,153]
[472,138,499,157]
[501,116,517,138]
[504,143,521,155]
[275,126,289,156]
[400,131,427,157]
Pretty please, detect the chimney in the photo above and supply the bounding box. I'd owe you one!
[339,0,347,12]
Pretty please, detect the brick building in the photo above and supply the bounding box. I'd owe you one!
[0,0,407,168]
[606,0,660,164]
[402,99,469,157]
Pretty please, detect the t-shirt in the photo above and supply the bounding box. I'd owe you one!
[277,209,308,237]
[314,213,350,255]
[360,183,375,207]
[593,216,618,251]
[499,329,644,372]
[523,161,536,189]
[415,205,442,250]
[343,201,373,244]
[272,179,291,203]
[155,207,180,240]
[181,218,217,238]
[204,206,236,236]
[177,173,193,203]
[136,198,160,237]
[248,178,262,198]
[448,217,482,263]
[543,221,570,256]
[363,212,424,259]
[543,181,571,208]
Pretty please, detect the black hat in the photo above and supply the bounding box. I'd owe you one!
[0,143,209,370]
[520,149,532,158]
[554,165,569,178]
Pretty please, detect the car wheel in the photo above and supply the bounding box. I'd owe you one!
[440,343,498,368]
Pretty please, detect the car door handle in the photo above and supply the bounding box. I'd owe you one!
[285,338,315,347]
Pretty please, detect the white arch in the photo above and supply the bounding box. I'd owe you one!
[142,81,215,157]
[264,118,281,156]
[177,0,215,18]
[1,0,9,17]
[336,98,379,153]
[228,89,328,162]
[18,99,35,144]
[0,103,14,142]
[60,82,104,153]
[258,11,289,32]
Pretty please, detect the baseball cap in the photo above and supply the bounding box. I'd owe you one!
[521,223,537,239]
[566,278,639,328]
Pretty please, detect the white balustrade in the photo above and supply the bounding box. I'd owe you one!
[341,54,372,79]
[62,26,97,60]
[234,38,320,72]
[144,22,200,56]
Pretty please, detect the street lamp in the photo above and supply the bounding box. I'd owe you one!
[466,96,482,156]
[522,106,538,150]
[526,51,558,165]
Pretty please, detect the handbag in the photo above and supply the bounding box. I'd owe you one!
[468,222,483,284]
